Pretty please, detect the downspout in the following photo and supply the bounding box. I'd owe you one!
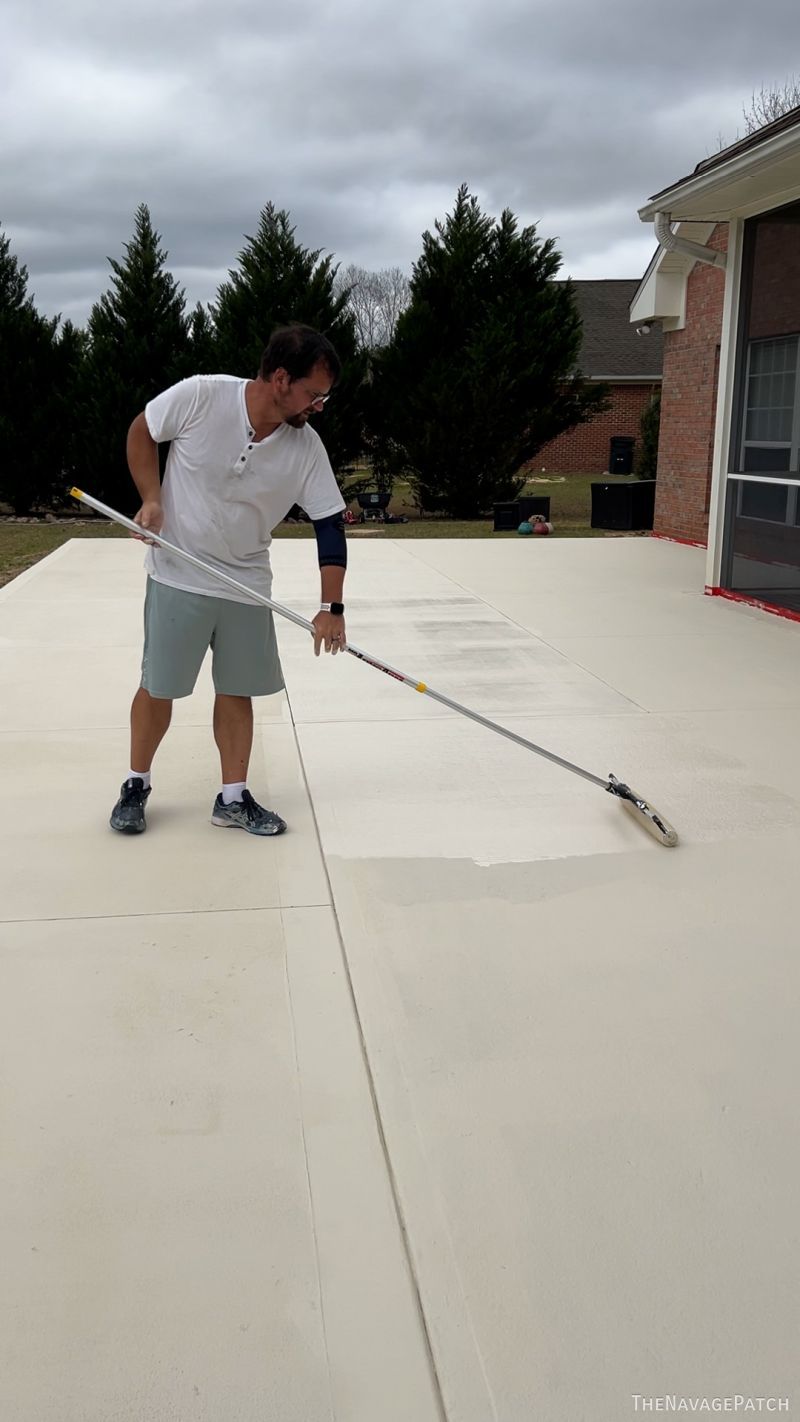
[654,211,727,268]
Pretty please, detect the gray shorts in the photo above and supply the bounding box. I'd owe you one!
[140,578,285,700]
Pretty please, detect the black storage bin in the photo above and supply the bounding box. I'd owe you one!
[518,495,551,522]
[493,501,521,531]
[608,436,635,474]
[591,480,656,531]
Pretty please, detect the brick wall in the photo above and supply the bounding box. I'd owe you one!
[532,382,659,474]
[748,210,800,340]
[654,223,728,545]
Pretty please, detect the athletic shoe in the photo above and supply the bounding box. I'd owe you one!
[211,789,287,837]
[110,778,151,834]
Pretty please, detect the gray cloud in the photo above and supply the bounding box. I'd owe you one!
[1,0,796,322]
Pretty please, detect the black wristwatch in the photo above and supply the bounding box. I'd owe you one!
[320,602,345,616]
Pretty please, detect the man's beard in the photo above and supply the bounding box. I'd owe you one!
[286,411,311,428]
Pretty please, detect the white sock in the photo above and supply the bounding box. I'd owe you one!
[128,769,151,789]
[222,781,247,805]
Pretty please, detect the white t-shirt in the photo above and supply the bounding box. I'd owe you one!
[143,374,345,602]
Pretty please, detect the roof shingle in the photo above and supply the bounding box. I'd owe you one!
[562,279,663,380]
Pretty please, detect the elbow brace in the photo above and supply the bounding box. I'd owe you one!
[312,512,348,569]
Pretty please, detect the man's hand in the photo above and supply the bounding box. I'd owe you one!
[131,500,163,544]
[312,611,347,656]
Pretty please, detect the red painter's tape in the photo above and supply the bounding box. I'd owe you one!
[650,532,707,549]
[706,586,800,624]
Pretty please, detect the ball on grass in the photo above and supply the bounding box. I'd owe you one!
[517,521,533,535]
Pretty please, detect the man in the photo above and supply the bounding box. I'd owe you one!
[110,323,348,838]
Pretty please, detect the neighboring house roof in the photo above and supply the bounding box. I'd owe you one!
[565,279,663,380]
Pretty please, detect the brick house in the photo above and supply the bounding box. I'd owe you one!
[631,105,800,616]
[535,280,663,475]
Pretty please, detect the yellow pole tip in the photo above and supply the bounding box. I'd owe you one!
[70,487,83,499]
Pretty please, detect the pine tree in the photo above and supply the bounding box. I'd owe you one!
[0,229,63,514]
[55,320,90,494]
[213,203,367,477]
[188,302,218,373]
[635,389,661,479]
[78,204,192,511]
[369,186,609,517]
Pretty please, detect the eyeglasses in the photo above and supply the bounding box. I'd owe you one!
[308,389,332,408]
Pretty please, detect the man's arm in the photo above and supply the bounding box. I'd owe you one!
[126,412,163,539]
[312,512,347,655]
[320,564,345,605]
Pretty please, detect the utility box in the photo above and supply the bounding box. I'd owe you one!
[518,495,551,522]
[494,496,552,530]
[591,480,656,531]
[493,502,521,531]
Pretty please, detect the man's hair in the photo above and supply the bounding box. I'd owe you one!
[259,324,341,384]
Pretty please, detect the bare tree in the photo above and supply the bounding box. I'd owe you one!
[715,76,800,151]
[376,266,412,345]
[743,78,800,134]
[334,265,411,349]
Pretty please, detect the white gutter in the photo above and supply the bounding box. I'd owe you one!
[639,119,800,220]
[653,212,727,269]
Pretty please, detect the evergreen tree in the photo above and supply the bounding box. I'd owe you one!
[0,228,64,514]
[635,388,661,479]
[79,204,192,511]
[369,185,609,518]
[213,204,367,477]
[55,319,90,495]
[188,302,218,372]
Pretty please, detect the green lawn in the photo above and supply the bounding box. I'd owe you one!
[0,474,640,587]
[279,473,634,538]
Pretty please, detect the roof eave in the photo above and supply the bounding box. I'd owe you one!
[630,223,717,327]
[585,374,663,383]
[638,124,800,222]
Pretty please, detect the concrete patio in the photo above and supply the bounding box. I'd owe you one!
[1,533,798,1421]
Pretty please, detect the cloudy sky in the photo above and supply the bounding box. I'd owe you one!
[2,0,797,324]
